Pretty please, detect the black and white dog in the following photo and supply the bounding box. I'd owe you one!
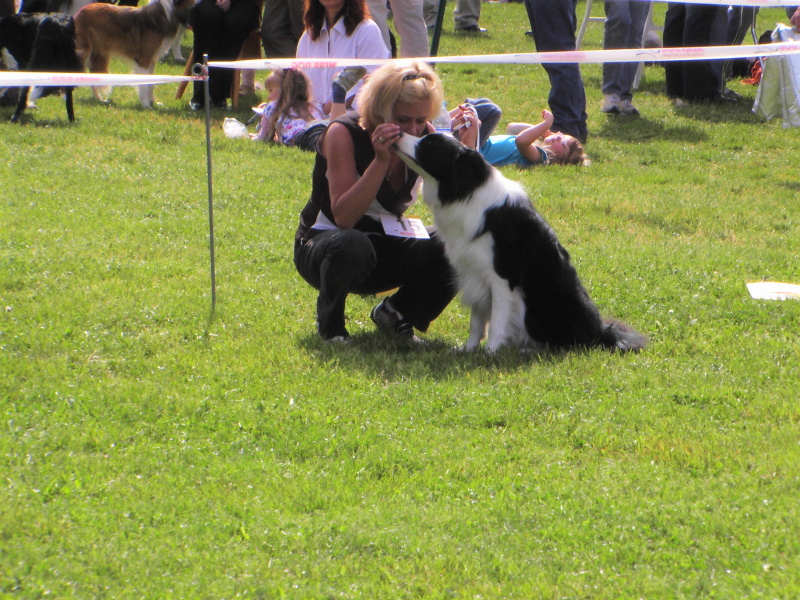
[394,132,647,353]
[0,12,83,122]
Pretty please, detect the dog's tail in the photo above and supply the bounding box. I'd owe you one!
[599,319,648,353]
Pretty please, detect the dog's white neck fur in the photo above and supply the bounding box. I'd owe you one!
[421,170,533,350]
[420,171,526,239]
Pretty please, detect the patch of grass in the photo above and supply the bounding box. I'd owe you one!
[2,3,799,598]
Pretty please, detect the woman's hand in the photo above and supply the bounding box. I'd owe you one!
[452,104,479,148]
[371,123,400,163]
[324,122,400,229]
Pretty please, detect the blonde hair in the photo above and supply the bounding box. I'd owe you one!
[357,60,444,132]
[539,136,590,166]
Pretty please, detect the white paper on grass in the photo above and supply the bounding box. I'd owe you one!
[746,281,800,300]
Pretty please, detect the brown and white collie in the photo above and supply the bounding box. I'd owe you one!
[74,0,193,107]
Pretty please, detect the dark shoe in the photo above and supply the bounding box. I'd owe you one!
[692,94,738,105]
[679,90,740,106]
[189,98,204,111]
[370,299,417,341]
[212,100,230,111]
[456,25,487,34]
[720,87,742,103]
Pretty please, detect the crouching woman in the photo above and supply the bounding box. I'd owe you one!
[293,60,458,343]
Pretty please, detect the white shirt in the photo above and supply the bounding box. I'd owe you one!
[296,17,390,110]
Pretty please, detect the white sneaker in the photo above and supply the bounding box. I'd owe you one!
[620,99,640,116]
[601,94,639,116]
[601,93,624,114]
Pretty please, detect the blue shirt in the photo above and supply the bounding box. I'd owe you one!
[479,135,548,167]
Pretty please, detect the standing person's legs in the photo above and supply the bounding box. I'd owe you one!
[681,3,727,100]
[454,0,481,31]
[366,0,393,54]
[602,0,631,98]
[723,6,757,79]
[602,0,650,100]
[422,0,439,28]
[525,0,588,142]
[261,0,305,58]
[209,0,261,103]
[190,0,224,104]
[662,2,686,98]
[388,0,429,57]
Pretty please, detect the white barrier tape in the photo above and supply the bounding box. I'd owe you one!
[0,72,194,87]
[650,0,796,6]
[5,42,798,88]
[210,41,800,71]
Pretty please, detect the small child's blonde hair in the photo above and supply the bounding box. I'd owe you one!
[540,136,590,166]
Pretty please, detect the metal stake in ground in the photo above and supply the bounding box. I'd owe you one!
[197,54,216,311]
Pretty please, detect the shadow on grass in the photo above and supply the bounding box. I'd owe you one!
[779,180,800,193]
[672,98,761,124]
[61,92,258,122]
[297,331,603,380]
[0,112,76,128]
[597,116,707,142]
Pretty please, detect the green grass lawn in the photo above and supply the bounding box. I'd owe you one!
[2,3,799,598]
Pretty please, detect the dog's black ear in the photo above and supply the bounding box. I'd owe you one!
[437,145,492,205]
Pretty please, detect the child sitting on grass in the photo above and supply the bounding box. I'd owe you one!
[480,109,589,167]
[252,66,367,152]
[251,68,324,150]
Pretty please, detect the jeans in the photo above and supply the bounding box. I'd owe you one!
[464,97,502,146]
[602,0,651,100]
[523,0,588,142]
[294,229,457,339]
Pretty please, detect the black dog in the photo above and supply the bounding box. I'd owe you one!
[0,12,83,123]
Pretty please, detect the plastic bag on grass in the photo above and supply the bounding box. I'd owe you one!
[753,24,800,128]
[223,117,249,139]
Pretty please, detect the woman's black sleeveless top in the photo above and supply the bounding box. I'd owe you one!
[295,113,418,240]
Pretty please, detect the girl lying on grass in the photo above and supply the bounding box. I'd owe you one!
[480,109,590,167]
